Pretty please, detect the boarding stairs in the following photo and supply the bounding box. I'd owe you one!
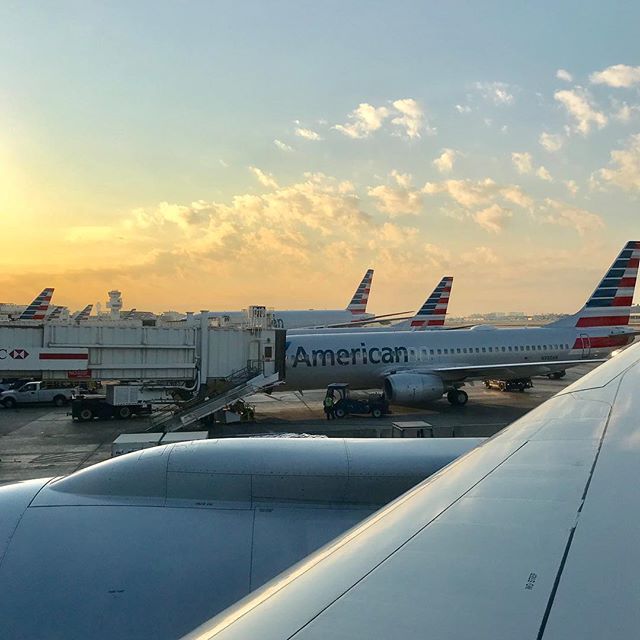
[148,365,280,432]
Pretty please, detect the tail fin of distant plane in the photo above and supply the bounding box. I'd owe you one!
[18,288,54,321]
[548,241,639,329]
[347,269,374,315]
[396,276,453,329]
[47,306,64,321]
[73,304,93,322]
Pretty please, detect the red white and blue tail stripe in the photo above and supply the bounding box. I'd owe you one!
[549,241,639,328]
[47,306,64,321]
[407,276,453,328]
[18,288,55,321]
[73,304,93,322]
[347,269,374,315]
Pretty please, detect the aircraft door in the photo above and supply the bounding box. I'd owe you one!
[579,333,591,359]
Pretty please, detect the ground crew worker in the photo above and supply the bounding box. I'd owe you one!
[323,393,335,420]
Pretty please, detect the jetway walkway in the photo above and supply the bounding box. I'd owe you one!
[149,366,280,432]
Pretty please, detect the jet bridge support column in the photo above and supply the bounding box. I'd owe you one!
[198,311,210,393]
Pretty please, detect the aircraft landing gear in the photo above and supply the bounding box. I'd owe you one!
[447,389,468,406]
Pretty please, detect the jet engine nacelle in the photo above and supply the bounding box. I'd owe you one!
[384,373,445,404]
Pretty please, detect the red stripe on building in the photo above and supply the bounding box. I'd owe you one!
[576,316,630,327]
[39,353,89,360]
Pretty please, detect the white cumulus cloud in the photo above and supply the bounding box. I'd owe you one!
[512,152,533,174]
[540,199,604,235]
[295,127,323,141]
[596,133,640,192]
[368,171,423,216]
[556,69,573,83]
[536,166,553,181]
[334,103,390,139]
[554,88,607,135]
[249,166,279,189]
[391,98,430,138]
[433,148,458,174]
[274,139,293,152]
[474,81,514,105]
[539,131,564,152]
[472,204,512,233]
[590,64,640,88]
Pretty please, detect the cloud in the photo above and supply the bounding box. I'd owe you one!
[539,131,564,152]
[455,104,472,114]
[540,199,604,235]
[512,152,533,174]
[474,81,514,105]
[554,88,607,134]
[391,98,430,138]
[433,148,458,174]
[249,166,278,189]
[590,64,640,88]
[274,139,293,152]
[612,102,640,123]
[536,166,553,181]
[472,204,512,233]
[596,133,640,192]
[564,180,578,196]
[295,127,322,140]
[368,171,423,216]
[334,103,390,139]
[556,69,573,83]
[511,152,553,181]
[424,178,532,210]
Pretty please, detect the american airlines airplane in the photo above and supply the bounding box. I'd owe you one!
[287,275,454,335]
[1,341,639,639]
[205,269,378,329]
[16,287,55,321]
[72,303,93,322]
[284,242,639,405]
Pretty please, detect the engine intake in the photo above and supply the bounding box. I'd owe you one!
[384,373,445,404]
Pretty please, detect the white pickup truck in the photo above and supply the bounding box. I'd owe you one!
[0,381,75,408]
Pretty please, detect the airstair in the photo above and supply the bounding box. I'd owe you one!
[148,365,280,432]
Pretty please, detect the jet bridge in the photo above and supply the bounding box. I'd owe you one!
[0,314,284,391]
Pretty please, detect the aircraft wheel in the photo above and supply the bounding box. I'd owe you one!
[371,408,382,418]
[334,408,346,418]
[447,390,468,406]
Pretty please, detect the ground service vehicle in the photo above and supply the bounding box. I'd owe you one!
[71,395,153,422]
[0,381,74,408]
[484,378,533,392]
[326,383,389,418]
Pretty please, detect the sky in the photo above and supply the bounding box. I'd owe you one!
[0,1,639,316]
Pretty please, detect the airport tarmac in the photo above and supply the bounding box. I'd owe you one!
[0,363,598,485]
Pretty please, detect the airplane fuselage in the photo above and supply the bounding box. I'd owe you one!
[283,325,634,390]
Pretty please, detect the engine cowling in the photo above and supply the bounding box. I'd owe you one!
[384,373,445,404]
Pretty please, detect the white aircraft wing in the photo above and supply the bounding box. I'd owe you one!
[184,343,640,640]
[429,357,607,380]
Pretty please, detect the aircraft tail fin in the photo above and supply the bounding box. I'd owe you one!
[74,304,93,322]
[397,276,453,329]
[547,241,639,329]
[47,306,64,321]
[347,269,374,315]
[18,288,54,321]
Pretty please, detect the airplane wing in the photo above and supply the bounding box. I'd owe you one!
[429,357,607,381]
[184,343,640,640]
